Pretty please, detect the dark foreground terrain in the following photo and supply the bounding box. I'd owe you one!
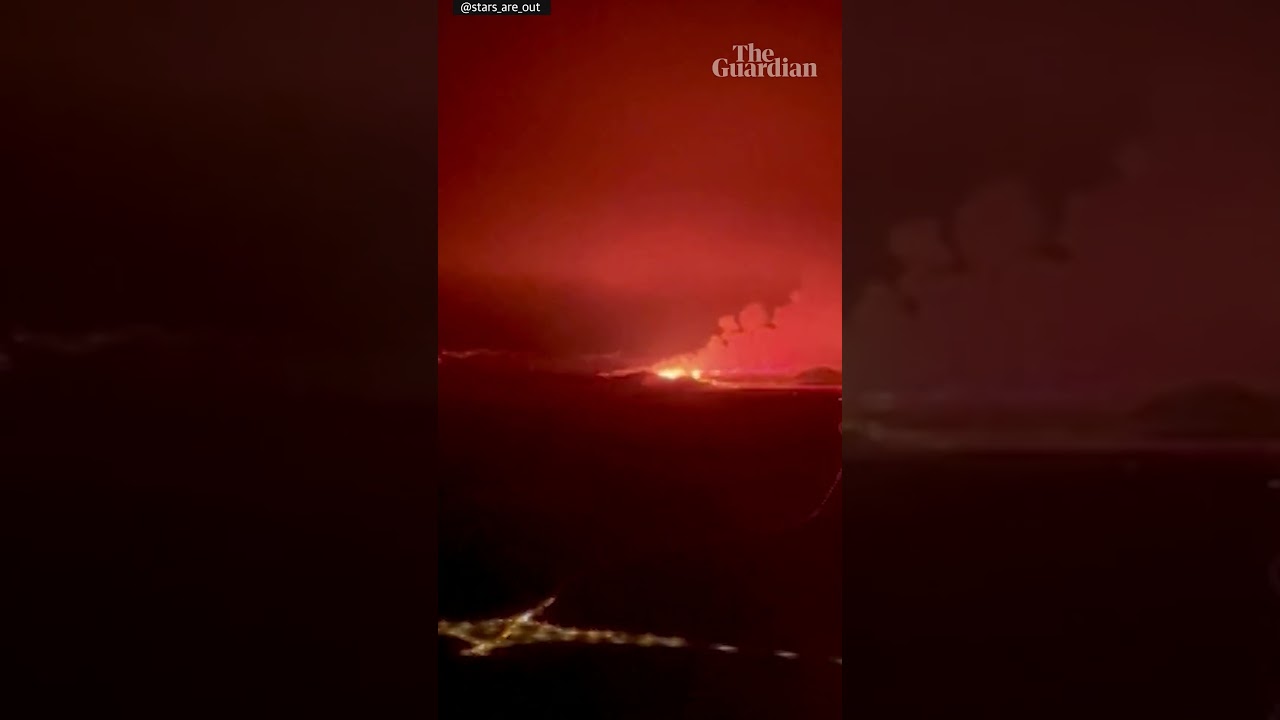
[847,448,1280,718]
[438,366,843,719]
[0,346,433,717]
[442,362,1280,718]
[6,348,1278,718]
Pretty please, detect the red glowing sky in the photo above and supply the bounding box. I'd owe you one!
[440,1,1280,398]
[438,2,841,363]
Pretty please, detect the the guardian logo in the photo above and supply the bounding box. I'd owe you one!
[712,43,817,78]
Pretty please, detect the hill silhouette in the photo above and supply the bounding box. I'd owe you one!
[793,367,842,387]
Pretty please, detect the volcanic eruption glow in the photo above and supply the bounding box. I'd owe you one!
[655,367,705,381]
[646,278,841,385]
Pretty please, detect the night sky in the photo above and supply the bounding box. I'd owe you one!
[845,0,1280,404]
[7,2,1279,399]
[442,0,1280,400]
[3,2,434,352]
[438,1,842,366]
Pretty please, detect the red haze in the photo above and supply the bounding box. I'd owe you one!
[438,2,842,362]
[653,273,841,377]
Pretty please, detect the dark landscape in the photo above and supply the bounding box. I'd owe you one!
[6,341,1278,718]
[0,340,432,717]
[441,359,1280,718]
[438,363,843,718]
[847,446,1280,718]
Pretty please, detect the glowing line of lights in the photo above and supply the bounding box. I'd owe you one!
[439,413,844,672]
[439,460,843,664]
[438,596,841,666]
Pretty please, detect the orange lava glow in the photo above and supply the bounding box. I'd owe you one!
[655,367,706,381]
[645,277,841,384]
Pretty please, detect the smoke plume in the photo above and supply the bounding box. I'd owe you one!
[653,273,841,378]
[846,64,1280,406]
